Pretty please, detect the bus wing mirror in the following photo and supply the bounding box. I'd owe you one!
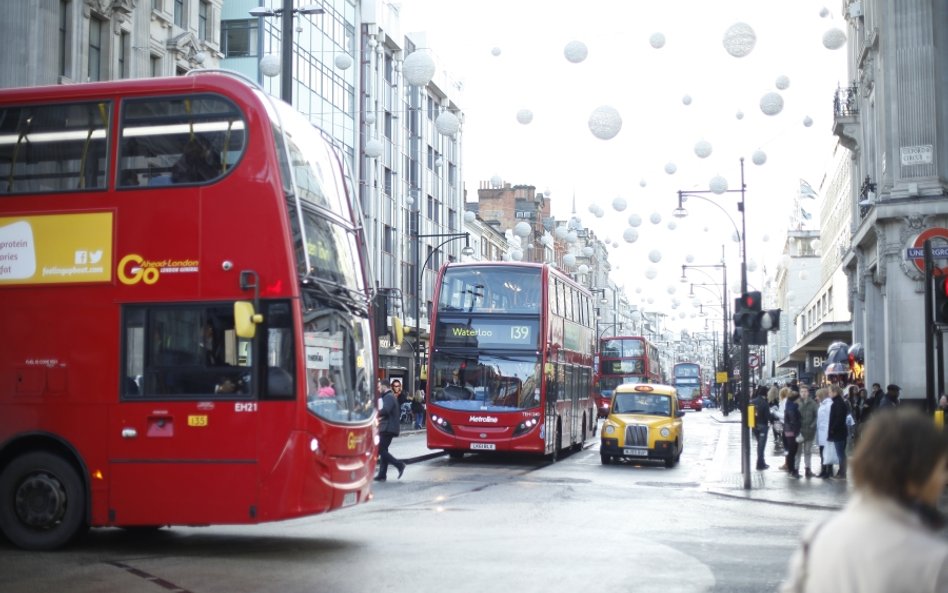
[234,301,263,338]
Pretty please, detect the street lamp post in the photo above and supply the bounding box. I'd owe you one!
[412,231,474,395]
[249,2,325,104]
[681,256,730,416]
[674,158,751,490]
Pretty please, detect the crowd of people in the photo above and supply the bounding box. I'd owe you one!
[752,379,905,480]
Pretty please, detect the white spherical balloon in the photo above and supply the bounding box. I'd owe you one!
[565,231,578,244]
[685,254,694,263]
[516,109,534,125]
[364,138,383,158]
[762,233,770,242]
[752,150,767,165]
[554,225,568,240]
[403,50,436,86]
[648,249,662,263]
[760,92,784,115]
[823,28,847,50]
[464,211,476,223]
[612,196,628,212]
[588,106,622,140]
[682,94,692,106]
[365,112,377,125]
[564,40,588,63]
[645,267,658,280]
[667,285,677,295]
[491,47,502,56]
[748,260,757,273]
[334,53,353,70]
[578,264,589,274]
[582,246,594,256]
[510,248,523,261]
[709,175,728,194]
[435,111,461,135]
[623,228,639,243]
[649,32,666,49]
[650,212,662,225]
[803,115,814,127]
[736,110,745,120]
[628,214,642,227]
[563,253,577,267]
[490,175,503,188]
[723,22,756,58]
[775,75,790,90]
[514,221,532,237]
[639,179,647,188]
[667,221,677,230]
[819,7,829,17]
[664,162,677,175]
[260,54,281,77]
[694,140,713,158]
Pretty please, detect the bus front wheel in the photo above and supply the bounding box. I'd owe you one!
[0,451,87,550]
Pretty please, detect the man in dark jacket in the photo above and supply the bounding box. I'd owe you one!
[878,384,901,409]
[827,384,850,479]
[375,379,406,482]
[752,385,778,470]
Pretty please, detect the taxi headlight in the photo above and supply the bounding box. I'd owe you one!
[603,424,616,436]
[660,427,671,438]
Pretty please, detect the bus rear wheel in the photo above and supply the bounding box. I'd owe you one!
[0,451,86,550]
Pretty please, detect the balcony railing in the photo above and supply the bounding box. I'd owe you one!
[833,84,859,118]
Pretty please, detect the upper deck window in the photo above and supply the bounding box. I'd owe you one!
[438,266,541,313]
[0,100,111,195]
[117,94,246,188]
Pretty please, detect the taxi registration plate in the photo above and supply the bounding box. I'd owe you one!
[623,448,649,457]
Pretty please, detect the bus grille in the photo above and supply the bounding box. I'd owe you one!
[625,425,648,446]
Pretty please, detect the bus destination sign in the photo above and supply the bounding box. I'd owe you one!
[436,318,539,349]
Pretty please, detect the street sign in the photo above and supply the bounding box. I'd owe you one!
[715,371,728,384]
[908,228,948,275]
[748,354,760,369]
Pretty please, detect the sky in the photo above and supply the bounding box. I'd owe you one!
[395,0,849,334]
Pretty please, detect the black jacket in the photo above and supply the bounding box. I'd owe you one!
[828,395,849,441]
[784,397,802,436]
[752,395,777,431]
[378,390,401,436]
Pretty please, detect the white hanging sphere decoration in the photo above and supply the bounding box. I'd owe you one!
[811,238,822,250]
[639,178,647,188]
[667,285,677,295]
[694,140,713,158]
[588,203,598,214]
[680,311,688,319]
[803,115,814,127]
[819,7,830,17]
[588,105,622,140]
[628,213,642,227]
[593,206,605,218]
[736,110,745,120]
[435,111,461,136]
[723,22,757,58]
[612,196,628,212]
[709,175,729,194]
[664,162,677,175]
[648,249,662,263]
[682,94,692,106]
[516,109,534,125]
[578,264,590,274]
[564,40,589,63]
[667,221,677,230]
[259,54,281,77]
[647,297,655,305]
[649,32,666,49]
[491,47,502,56]
[685,254,695,263]
[334,53,354,70]
[514,221,532,237]
[612,241,619,248]
[364,138,383,158]
[565,230,578,244]
[752,149,767,165]
[748,260,758,273]
[490,174,503,188]
[364,111,377,125]
[760,92,785,116]
[645,267,658,280]
[435,157,444,168]
[623,228,639,243]
[554,225,568,240]
[823,28,847,50]
[563,253,577,267]
[406,196,414,206]
[762,233,770,242]
[403,50,436,86]
[463,211,476,223]
[510,248,524,261]
[582,246,594,256]
[650,212,662,225]
[775,75,790,90]
[798,270,809,281]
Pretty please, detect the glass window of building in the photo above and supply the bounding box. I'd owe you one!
[222,20,258,57]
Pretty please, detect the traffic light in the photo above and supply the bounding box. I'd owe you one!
[935,277,948,324]
[733,292,762,330]
[760,309,781,331]
[734,327,768,346]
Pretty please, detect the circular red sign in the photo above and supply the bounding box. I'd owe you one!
[911,228,948,275]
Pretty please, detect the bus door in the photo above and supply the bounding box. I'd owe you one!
[107,304,260,525]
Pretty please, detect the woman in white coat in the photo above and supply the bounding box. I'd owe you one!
[780,407,948,593]
[815,387,833,478]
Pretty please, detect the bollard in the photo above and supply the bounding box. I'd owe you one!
[748,404,756,429]
[936,409,944,429]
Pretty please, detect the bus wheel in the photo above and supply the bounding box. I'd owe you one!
[448,451,464,461]
[0,452,86,551]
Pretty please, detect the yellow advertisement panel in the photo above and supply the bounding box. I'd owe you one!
[0,212,113,285]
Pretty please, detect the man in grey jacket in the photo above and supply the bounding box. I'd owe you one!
[375,379,406,482]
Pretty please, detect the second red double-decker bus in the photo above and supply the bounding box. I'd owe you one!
[672,362,704,411]
[595,336,662,417]
[425,262,596,460]
[0,72,377,550]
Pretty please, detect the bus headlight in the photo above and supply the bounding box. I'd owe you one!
[430,414,455,435]
[660,427,671,438]
[512,417,540,437]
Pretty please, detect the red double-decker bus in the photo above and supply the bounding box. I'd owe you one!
[0,73,377,550]
[672,362,704,411]
[595,336,662,417]
[425,262,596,460]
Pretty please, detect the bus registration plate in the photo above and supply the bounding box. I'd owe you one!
[342,492,357,507]
[623,447,648,457]
[470,443,496,450]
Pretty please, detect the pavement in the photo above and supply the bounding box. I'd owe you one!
[389,413,948,513]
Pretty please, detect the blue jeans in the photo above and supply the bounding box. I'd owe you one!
[833,439,848,476]
[754,428,769,467]
[413,410,425,429]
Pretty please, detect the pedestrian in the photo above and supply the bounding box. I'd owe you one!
[374,379,406,482]
[391,378,407,406]
[815,387,833,478]
[868,382,885,410]
[752,385,778,470]
[784,390,803,478]
[796,384,819,478]
[879,384,901,410]
[411,389,426,429]
[779,408,948,593]
[852,386,869,439]
[938,394,948,416]
[775,386,790,462]
[828,384,849,479]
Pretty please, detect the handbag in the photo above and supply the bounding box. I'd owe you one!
[823,443,839,465]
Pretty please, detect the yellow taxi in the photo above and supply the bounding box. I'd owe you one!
[599,383,684,468]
